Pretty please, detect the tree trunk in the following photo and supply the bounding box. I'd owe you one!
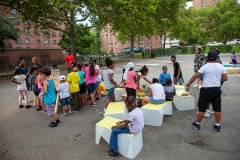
[69,24,77,63]
[163,33,167,49]
[130,35,135,58]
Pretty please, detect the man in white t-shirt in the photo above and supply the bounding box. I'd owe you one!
[186,51,228,132]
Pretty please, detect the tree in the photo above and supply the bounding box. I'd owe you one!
[97,0,156,55]
[0,14,18,52]
[0,0,99,61]
[58,24,95,55]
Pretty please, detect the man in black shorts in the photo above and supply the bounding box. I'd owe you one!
[186,51,228,132]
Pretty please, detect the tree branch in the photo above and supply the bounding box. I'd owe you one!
[75,13,90,22]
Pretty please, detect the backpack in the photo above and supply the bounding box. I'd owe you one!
[164,86,175,101]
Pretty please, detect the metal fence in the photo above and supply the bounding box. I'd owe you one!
[142,48,178,58]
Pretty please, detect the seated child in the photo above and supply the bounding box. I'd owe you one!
[159,66,171,86]
[107,96,144,157]
[142,78,165,106]
[56,75,72,116]
[164,78,176,101]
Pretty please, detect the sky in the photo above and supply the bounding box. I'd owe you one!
[186,1,192,8]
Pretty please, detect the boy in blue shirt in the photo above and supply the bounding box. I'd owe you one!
[159,66,171,86]
[42,68,60,128]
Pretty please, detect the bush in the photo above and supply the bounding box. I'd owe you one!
[202,46,207,52]
[181,47,188,54]
[225,45,232,53]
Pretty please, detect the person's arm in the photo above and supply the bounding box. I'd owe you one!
[43,80,49,94]
[221,74,228,82]
[136,74,141,90]
[159,74,162,84]
[11,77,21,84]
[143,77,152,84]
[109,73,117,87]
[149,88,153,97]
[117,77,123,86]
[95,69,99,76]
[186,72,202,91]
[111,120,130,130]
[101,74,104,81]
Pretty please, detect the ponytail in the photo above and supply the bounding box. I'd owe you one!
[138,65,148,74]
[89,61,95,76]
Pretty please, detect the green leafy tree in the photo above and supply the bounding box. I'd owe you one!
[0,14,18,52]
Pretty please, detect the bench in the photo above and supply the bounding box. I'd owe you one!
[104,102,128,120]
[115,88,127,101]
[96,116,143,159]
[174,85,185,90]
[173,90,195,111]
[141,101,172,126]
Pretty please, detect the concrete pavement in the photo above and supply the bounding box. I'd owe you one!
[0,54,239,160]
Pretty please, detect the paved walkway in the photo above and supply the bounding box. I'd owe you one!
[0,54,239,160]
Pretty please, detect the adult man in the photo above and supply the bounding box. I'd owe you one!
[193,48,205,89]
[65,50,75,67]
[186,51,228,132]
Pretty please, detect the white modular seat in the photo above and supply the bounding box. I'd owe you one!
[96,116,143,159]
[173,90,195,111]
[114,88,127,101]
[104,102,128,120]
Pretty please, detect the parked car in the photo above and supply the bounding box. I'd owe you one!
[232,39,240,45]
[206,41,223,46]
[187,44,198,48]
[226,41,233,45]
[171,45,181,49]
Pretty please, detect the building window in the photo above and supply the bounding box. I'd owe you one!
[111,42,113,45]
[36,31,40,36]
[24,29,28,34]
[115,42,117,45]
[110,37,112,41]
[59,32,62,37]
[52,32,56,37]
[105,29,108,32]
[25,38,30,44]
[12,19,18,25]
[37,39,41,44]
[11,9,17,14]
[106,38,108,41]
[106,33,108,37]
[16,38,21,44]
[53,40,57,45]
[44,40,49,45]
[16,28,20,34]
[107,43,109,46]
[58,26,61,29]
[23,21,27,25]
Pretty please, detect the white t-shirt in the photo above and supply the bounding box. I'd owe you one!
[95,65,101,82]
[126,108,144,134]
[136,72,146,79]
[57,82,70,99]
[150,83,166,100]
[198,63,227,87]
[102,69,114,89]
[14,74,27,90]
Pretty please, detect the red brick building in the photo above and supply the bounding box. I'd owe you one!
[100,25,163,54]
[192,0,218,9]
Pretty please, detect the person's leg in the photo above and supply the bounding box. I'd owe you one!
[18,90,24,107]
[215,112,221,123]
[126,88,130,97]
[142,96,150,106]
[23,90,30,108]
[109,127,131,151]
[71,92,78,111]
[173,78,177,85]
[76,91,81,108]
[211,87,222,131]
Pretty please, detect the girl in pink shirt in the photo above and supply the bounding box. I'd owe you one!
[85,61,99,106]
[123,62,137,97]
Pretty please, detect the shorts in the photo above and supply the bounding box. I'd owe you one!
[46,102,56,116]
[95,81,101,87]
[150,97,165,104]
[173,77,184,85]
[60,97,71,107]
[87,83,95,95]
[232,59,237,65]
[39,92,44,100]
[126,87,136,97]
[79,82,86,95]
[106,87,115,98]
[34,91,39,96]
[198,87,221,112]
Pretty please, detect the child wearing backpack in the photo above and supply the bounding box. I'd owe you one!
[164,78,176,101]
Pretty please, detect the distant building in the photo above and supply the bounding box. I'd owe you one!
[0,5,63,49]
[192,0,218,9]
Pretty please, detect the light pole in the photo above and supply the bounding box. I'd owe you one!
[96,31,101,61]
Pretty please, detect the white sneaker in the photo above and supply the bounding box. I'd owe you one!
[198,85,202,89]
[193,84,199,87]
[206,110,214,114]
[204,112,210,118]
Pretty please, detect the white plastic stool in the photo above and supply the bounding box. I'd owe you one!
[173,90,195,111]
[104,102,128,120]
[114,88,126,101]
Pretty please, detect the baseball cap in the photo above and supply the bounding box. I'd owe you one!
[59,75,66,81]
[208,50,218,61]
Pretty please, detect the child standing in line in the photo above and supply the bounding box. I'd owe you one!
[102,58,117,112]
[107,96,144,157]
[37,69,46,113]
[124,62,137,97]
[159,66,171,86]
[56,75,72,116]
[29,66,41,110]
[41,68,60,128]
[76,64,87,108]
[11,68,31,109]
[171,56,184,85]
[94,59,102,101]
[67,66,81,112]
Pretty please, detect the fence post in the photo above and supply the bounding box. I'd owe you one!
[6,63,9,79]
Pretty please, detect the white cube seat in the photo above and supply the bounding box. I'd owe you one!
[96,116,143,159]
[141,101,172,126]
[173,90,195,111]
[104,102,128,120]
[114,88,126,101]
[174,85,185,90]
